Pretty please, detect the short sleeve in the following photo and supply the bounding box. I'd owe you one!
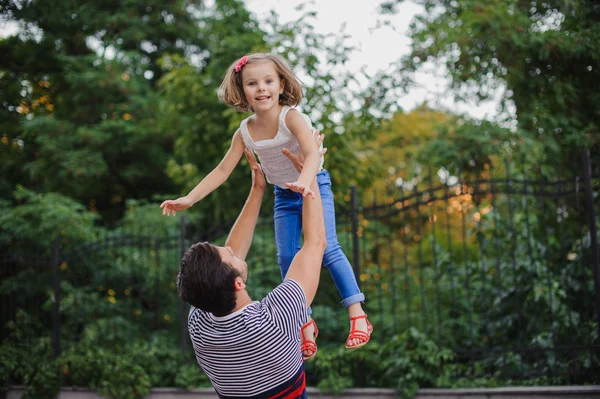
[187,307,205,348]
[239,119,255,150]
[261,279,308,340]
[300,113,313,130]
[280,107,313,132]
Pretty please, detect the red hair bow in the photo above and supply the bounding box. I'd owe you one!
[235,56,249,73]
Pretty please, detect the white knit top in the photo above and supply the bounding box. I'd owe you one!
[239,106,325,189]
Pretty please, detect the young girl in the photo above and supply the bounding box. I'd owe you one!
[160,53,372,360]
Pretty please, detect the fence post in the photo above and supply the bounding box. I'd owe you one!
[582,149,600,339]
[179,216,189,352]
[350,186,360,281]
[52,237,61,358]
[350,186,366,384]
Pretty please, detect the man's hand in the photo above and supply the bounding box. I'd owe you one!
[160,196,194,217]
[244,148,266,191]
[282,130,326,173]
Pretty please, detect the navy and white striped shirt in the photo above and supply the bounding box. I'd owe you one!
[188,279,308,398]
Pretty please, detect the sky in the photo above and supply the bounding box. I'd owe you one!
[245,0,504,121]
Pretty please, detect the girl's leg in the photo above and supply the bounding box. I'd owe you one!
[317,170,370,347]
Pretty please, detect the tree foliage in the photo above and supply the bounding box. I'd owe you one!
[0,0,205,221]
[379,0,600,157]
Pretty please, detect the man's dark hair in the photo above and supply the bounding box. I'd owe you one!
[177,242,240,317]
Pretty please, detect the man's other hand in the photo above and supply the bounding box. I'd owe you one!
[282,130,326,173]
[244,148,266,191]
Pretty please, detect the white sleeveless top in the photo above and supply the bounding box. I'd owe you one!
[239,106,325,189]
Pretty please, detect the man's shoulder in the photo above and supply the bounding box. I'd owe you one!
[263,278,306,303]
[187,305,205,327]
[261,278,307,327]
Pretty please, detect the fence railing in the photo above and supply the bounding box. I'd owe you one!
[1,150,599,383]
[338,150,600,382]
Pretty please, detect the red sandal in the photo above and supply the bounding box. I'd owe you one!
[301,319,319,361]
[345,314,373,350]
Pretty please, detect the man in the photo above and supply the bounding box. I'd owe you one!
[176,141,327,399]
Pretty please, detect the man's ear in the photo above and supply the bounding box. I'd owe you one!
[234,277,246,291]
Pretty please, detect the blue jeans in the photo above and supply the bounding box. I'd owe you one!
[274,169,365,315]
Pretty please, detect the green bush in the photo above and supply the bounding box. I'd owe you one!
[305,327,453,398]
[0,311,210,399]
[57,334,210,398]
[60,344,152,399]
[0,311,61,399]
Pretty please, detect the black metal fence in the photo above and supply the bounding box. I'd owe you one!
[1,150,599,383]
[342,150,600,382]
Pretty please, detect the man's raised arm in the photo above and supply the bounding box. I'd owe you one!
[283,134,327,306]
[224,149,266,260]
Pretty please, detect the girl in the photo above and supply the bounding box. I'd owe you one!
[160,53,372,360]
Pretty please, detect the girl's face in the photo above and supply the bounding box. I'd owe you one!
[241,60,285,112]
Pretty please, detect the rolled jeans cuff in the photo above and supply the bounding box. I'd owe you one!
[341,293,365,308]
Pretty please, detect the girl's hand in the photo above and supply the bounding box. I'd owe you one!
[285,181,315,199]
[283,130,325,199]
[160,196,194,216]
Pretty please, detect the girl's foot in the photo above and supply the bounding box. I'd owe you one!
[301,317,318,361]
[345,304,372,349]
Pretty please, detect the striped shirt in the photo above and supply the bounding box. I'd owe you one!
[188,279,308,398]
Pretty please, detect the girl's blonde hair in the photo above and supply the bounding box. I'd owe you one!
[218,53,304,113]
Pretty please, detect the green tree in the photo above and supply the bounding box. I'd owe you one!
[379,0,600,159]
[0,0,205,221]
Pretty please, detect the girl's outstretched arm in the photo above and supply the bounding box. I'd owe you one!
[284,110,321,198]
[160,130,245,216]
